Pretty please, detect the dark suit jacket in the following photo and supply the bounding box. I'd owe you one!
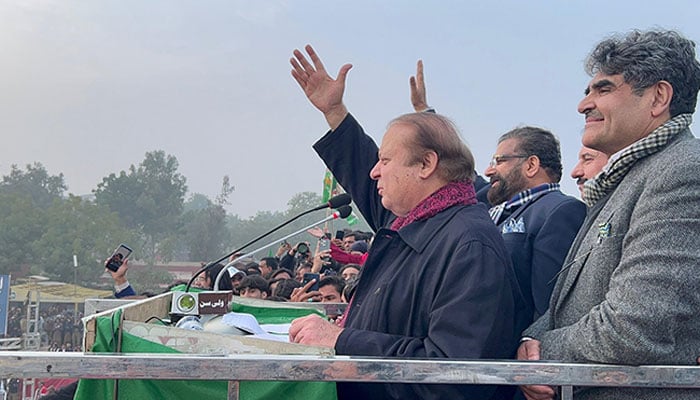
[474,175,491,205]
[497,190,586,322]
[314,113,521,400]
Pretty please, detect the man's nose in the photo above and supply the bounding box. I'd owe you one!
[369,163,381,180]
[578,94,594,115]
[571,164,583,179]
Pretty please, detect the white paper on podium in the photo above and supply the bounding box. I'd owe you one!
[221,312,290,342]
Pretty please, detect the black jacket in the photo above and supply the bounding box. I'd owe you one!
[314,114,525,400]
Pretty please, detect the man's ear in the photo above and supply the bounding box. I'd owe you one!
[261,291,268,300]
[419,151,439,179]
[523,155,541,179]
[651,80,673,118]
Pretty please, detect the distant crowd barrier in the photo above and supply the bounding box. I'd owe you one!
[0,338,22,351]
[0,351,699,400]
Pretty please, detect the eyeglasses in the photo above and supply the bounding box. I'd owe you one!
[488,154,529,168]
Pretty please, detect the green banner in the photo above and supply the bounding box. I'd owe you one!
[75,307,336,399]
[321,169,337,203]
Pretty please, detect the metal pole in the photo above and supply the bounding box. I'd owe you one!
[73,255,78,324]
[73,255,78,295]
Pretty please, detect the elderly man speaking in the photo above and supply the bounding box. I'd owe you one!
[288,45,525,400]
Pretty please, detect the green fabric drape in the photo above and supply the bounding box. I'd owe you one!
[75,305,336,400]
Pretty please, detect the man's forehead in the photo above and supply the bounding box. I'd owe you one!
[379,124,413,151]
[496,137,520,152]
[320,286,340,295]
[578,147,599,158]
[586,73,626,91]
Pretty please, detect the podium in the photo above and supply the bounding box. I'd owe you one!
[79,291,337,400]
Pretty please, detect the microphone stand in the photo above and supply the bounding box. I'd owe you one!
[213,207,352,290]
[185,196,351,292]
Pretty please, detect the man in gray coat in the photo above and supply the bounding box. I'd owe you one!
[518,29,700,399]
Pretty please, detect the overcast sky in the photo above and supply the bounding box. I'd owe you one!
[1,1,698,217]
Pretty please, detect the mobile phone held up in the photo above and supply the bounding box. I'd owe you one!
[303,273,320,292]
[105,244,133,272]
[319,238,331,252]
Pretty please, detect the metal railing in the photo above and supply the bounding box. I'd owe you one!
[0,351,698,400]
[0,339,21,351]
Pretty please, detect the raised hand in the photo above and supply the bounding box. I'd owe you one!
[290,278,321,303]
[290,45,352,130]
[409,59,430,112]
[107,259,129,286]
[307,226,325,239]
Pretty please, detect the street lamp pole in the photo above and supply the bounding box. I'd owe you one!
[73,255,78,323]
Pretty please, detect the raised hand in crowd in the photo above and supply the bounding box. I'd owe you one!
[306,226,325,239]
[331,238,343,249]
[289,278,321,303]
[275,241,291,258]
[291,45,351,130]
[311,248,332,274]
[107,259,129,287]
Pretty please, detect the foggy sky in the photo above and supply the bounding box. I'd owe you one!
[1,1,698,217]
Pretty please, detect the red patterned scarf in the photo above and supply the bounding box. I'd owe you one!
[390,180,477,231]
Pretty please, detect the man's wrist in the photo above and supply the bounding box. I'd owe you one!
[114,280,130,293]
[325,105,349,131]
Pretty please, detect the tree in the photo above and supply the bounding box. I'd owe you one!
[127,267,174,295]
[94,151,187,263]
[0,192,45,275]
[224,191,372,260]
[285,192,323,217]
[31,195,138,286]
[183,193,212,213]
[0,163,66,209]
[228,210,286,253]
[179,194,229,261]
[215,175,234,207]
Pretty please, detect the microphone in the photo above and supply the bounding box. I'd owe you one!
[185,194,352,292]
[213,205,353,290]
[325,193,352,209]
[305,193,352,212]
[335,204,352,219]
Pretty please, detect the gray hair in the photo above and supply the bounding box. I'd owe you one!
[388,113,475,183]
[585,29,700,117]
[498,126,562,182]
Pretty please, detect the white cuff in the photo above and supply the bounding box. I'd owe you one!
[114,280,130,293]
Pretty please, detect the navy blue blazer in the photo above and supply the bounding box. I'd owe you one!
[497,190,586,322]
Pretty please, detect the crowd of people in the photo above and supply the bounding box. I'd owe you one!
[113,229,371,317]
[4,305,83,351]
[98,27,700,400]
[209,231,370,309]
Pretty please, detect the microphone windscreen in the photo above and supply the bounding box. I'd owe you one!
[327,193,352,209]
[336,205,352,219]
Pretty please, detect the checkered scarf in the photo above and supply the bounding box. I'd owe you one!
[489,183,561,224]
[582,113,692,207]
